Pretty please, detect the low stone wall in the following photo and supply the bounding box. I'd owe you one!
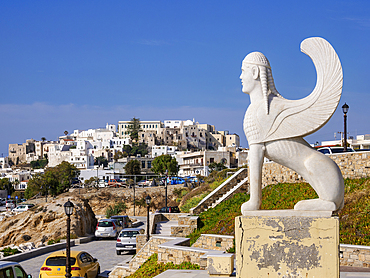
[109,236,227,278]
[149,213,198,237]
[136,234,147,252]
[261,151,370,188]
[340,244,370,268]
[192,234,234,251]
[171,215,198,237]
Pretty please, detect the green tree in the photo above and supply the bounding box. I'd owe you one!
[113,151,124,161]
[25,173,43,199]
[122,143,148,157]
[0,178,13,195]
[25,161,79,199]
[55,161,80,193]
[41,137,46,142]
[124,160,141,175]
[208,162,226,172]
[30,158,48,169]
[126,118,142,143]
[95,156,108,167]
[151,154,179,176]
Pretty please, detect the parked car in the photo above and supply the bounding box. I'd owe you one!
[116,228,144,255]
[317,146,355,155]
[108,179,126,187]
[39,250,99,278]
[158,206,180,213]
[0,198,6,205]
[5,200,15,210]
[0,261,32,278]
[110,215,132,228]
[95,219,122,239]
[12,204,34,213]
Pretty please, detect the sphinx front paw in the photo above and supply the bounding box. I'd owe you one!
[241,200,260,215]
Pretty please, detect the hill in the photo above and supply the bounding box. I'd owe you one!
[187,177,370,246]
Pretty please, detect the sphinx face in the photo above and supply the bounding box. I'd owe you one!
[240,63,258,94]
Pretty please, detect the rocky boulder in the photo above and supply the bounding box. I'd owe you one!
[0,196,96,247]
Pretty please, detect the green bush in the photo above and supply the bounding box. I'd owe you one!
[106,201,127,218]
[187,178,370,247]
[1,247,21,257]
[180,193,209,213]
[127,253,199,278]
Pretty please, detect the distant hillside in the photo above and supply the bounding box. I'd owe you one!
[188,177,370,246]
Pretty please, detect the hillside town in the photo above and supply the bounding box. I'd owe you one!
[0,119,249,192]
[2,117,370,195]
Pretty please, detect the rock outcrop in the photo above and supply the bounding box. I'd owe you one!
[0,196,96,247]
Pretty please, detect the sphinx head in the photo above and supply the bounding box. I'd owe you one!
[241,52,281,114]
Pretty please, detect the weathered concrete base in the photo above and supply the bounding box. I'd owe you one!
[207,253,235,277]
[235,211,339,278]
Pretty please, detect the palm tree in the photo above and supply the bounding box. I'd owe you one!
[41,137,46,142]
[64,131,68,136]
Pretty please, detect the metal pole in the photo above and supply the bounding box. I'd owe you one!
[65,215,71,278]
[165,175,168,210]
[146,203,150,241]
[96,161,99,188]
[344,113,348,152]
[133,176,136,216]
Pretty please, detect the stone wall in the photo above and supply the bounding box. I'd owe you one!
[149,213,198,237]
[171,215,198,237]
[192,234,234,251]
[261,151,370,188]
[340,244,370,268]
[109,236,223,278]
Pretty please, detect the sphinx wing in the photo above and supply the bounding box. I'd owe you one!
[263,37,343,142]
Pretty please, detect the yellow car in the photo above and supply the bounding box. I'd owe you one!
[39,250,100,278]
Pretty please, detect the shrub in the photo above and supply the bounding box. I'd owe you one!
[186,178,370,247]
[127,253,199,278]
[106,201,127,218]
[1,247,21,257]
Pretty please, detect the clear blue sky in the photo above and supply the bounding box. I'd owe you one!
[1,1,369,155]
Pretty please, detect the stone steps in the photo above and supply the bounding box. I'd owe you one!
[190,168,248,214]
[155,220,178,235]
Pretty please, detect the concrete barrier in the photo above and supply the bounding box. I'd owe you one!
[0,235,94,262]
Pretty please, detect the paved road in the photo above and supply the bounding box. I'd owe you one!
[20,218,146,278]
[20,239,134,278]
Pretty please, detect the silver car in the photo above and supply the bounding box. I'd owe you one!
[116,228,144,255]
[95,219,122,239]
[0,261,31,278]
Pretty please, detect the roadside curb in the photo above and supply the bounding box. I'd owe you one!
[0,235,95,262]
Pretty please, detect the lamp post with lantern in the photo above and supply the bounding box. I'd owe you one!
[145,195,151,242]
[165,170,168,210]
[64,199,75,278]
[342,103,349,152]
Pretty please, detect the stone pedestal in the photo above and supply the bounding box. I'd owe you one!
[235,211,339,278]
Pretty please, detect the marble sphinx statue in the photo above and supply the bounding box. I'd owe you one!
[241,37,344,214]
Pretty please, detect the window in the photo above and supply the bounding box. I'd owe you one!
[147,161,152,168]
[210,158,214,163]
[142,161,146,168]
[14,266,27,278]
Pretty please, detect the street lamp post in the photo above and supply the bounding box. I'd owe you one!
[64,199,75,278]
[342,103,349,152]
[145,195,151,242]
[133,176,136,216]
[165,170,168,210]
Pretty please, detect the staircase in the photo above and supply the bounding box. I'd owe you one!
[155,220,178,235]
[190,168,249,215]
